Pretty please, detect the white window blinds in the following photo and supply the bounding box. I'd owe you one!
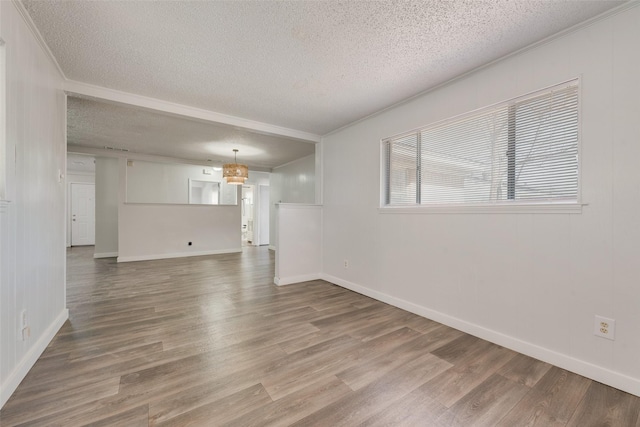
[384,80,579,206]
[386,133,418,205]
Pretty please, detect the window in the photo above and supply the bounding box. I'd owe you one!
[383,80,579,209]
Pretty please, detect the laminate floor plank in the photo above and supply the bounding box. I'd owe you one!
[496,353,553,387]
[2,246,639,427]
[118,344,288,397]
[277,327,354,354]
[0,377,121,426]
[65,307,158,328]
[496,367,592,427]
[422,341,518,408]
[147,374,265,425]
[82,404,150,427]
[337,324,464,391]
[566,381,640,427]
[225,376,352,427]
[309,304,398,332]
[45,335,165,363]
[308,293,381,312]
[358,382,447,427]
[436,373,530,427]
[347,309,438,342]
[158,313,319,350]
[15,343,238,396]
[68,341,165,364]
[153,384,272,427]
[290,352,452,427]
[262,327,422,400]
[430,333,491,365]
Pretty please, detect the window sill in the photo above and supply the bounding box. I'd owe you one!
[378,201,585,214]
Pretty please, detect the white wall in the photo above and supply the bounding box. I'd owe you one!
[65,172,95,247]
[271,154,316,204]
[270,154,316,248]
[274,204,322,285]
[94,157,118,257]
[0,2,67,408]
[126,160,236,205]
[321,5,640,396]
[117,159,241,262]
[245,170,270,187]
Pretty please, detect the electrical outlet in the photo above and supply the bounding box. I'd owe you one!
[594,315,615,340]
[343,259,349,268]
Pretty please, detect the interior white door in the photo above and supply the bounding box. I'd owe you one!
[71,183,95,246]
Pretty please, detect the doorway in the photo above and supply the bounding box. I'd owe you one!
[70,182,95,246]
[241,185,254,245]
[241,184,270,247]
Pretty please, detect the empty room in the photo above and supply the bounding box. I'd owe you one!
[1,0,639,425]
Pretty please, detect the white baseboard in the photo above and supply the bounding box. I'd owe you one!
[268,245,276,251]
[1,308,69,408]
[94,252,118,259]
[321,273,640,398]
[274,273,321,286]
[117,248,242,263]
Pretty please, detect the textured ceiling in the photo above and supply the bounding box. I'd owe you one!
[22,0,625,164]
[67,96,315,169]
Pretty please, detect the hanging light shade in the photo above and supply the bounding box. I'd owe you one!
[223,149,248,185]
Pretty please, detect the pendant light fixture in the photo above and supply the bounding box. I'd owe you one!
[223,149,248,185]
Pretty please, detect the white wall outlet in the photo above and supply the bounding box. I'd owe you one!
[594,315,615,340]
[343,259,349,268]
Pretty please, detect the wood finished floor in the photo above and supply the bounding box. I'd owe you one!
[1,246,639,427]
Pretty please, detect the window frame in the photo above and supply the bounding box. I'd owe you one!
[379,78,584,214]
